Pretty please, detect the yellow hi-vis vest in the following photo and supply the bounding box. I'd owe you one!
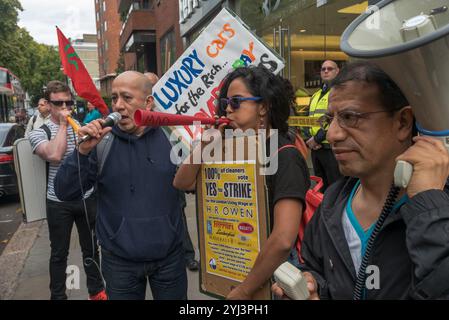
[309,88,330,144]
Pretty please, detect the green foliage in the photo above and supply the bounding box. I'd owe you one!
[0,0,22,39]
[115,52,125,74]
[102,96,112,110]
[0,2,64,105]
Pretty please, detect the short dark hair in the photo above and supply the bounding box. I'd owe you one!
[218,66,294,134]
[332,61,409,113]
[44,80,72,101]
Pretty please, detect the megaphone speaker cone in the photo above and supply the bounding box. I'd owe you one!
[341,0,449,133]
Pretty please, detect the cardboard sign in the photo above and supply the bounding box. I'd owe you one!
[196,136,271,299]
[152,8,284,145]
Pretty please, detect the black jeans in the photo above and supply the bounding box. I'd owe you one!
[46,196,104,299]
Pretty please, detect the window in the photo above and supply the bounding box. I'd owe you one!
[103,0,106,12]
[238,0,366,93]
[104,21,108,32]
[160,29,176,74]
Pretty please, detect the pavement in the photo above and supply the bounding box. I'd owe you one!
[0,195,23,256]
[0,194,214,300]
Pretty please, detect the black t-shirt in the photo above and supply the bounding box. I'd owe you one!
[265,134,310,231]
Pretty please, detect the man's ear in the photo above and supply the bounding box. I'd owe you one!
[396,106,414,142]
[145,95,155,111]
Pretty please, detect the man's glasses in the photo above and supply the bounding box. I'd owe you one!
[321,67,336,72]
[319,110,395,129]
[50,100,75,107]
[218,96,262,112]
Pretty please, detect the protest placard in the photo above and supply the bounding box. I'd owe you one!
[152,7,284,145]
[196,136,271,299]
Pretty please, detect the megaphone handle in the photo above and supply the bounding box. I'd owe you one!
[394,160,413,188]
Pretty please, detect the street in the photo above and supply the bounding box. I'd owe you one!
[0,193,213,300]
[0,195,23,256]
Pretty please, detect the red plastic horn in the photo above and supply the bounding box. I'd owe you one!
[134,110,230,127]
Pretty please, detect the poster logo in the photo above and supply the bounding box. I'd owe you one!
[238,223,254,234]
[209,258,217,270]
[207,220,213,234]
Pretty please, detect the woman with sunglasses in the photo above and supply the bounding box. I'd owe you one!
[174,66,310,300]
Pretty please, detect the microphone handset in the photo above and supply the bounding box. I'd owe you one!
[78,112,122,144]
[394,135,449,188]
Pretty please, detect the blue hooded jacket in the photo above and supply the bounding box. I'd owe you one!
[54,126,184,261]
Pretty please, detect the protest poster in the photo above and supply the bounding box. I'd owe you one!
[196,136,271,299]
[152,7,284,146]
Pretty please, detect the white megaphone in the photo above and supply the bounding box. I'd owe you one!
[341,0,449,188]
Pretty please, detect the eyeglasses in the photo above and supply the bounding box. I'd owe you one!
[218,96,262,112]
[319,109,395,129]
[50,100,75,107]
[321,67,336,72]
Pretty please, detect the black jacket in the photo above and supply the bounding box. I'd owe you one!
[301,177,449,299]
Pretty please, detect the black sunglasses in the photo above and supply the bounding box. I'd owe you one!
[50,100,75,107]
[218,96,262,112]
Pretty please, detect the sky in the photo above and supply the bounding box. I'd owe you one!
[18,0,97,46]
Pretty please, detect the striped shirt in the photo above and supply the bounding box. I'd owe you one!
[29,119,93,202]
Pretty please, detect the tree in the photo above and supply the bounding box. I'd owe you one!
[0,0,22,40]
[0,1,64,106]
[115,52,125,74]
[0,0,23,72]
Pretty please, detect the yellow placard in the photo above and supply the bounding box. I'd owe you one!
[201,161,260,282]
[288,116,321,127]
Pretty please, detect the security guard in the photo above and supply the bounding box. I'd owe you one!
[306,60,342,191]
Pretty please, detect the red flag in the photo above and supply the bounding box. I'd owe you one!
[56,27,109,116]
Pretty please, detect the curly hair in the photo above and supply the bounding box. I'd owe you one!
[217,66,294,134]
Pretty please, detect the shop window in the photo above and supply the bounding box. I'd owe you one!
[238,0,367,97]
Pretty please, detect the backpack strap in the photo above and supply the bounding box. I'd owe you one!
[32,114,37,126]
[39,124,51,182]
[96,132,114,176]
[277,144,297,154]
[40,124,51,140]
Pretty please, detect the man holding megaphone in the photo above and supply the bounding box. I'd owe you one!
[272,61,449,300]
[54,71,188,300]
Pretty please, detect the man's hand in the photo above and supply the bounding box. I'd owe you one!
[396,136,449,198]
[271,272,320,300]
[77,119,112,155]
[306,137,322,150]
[58,109,72,126]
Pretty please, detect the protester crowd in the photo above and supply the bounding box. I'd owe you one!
[24,60,449,300]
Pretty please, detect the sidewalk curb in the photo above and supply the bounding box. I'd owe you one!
[0,220,43,300]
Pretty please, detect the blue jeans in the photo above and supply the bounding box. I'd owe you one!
[101,245,187,300]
